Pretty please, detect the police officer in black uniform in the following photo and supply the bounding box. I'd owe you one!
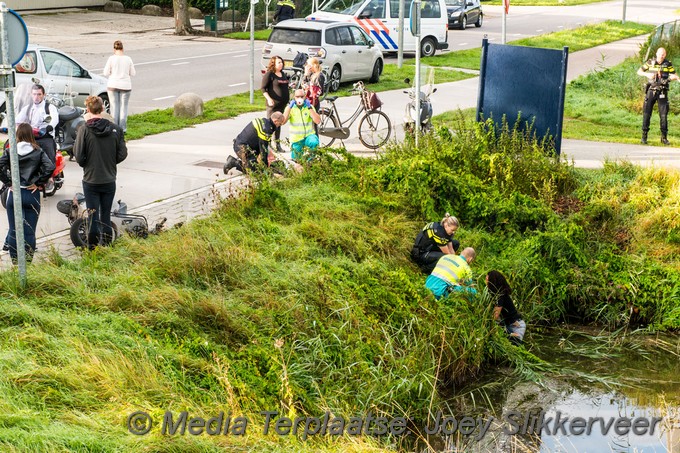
[410,214,461,274]
[638,47,679,145]
[224,112,284,173]
[273,0,295,24]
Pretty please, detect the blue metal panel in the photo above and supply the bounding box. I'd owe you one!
[476,39,569,156]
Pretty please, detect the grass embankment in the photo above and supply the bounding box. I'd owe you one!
[126,20,651,141]
[2,117,680,451]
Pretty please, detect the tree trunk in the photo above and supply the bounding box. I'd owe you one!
[173,0,193,35]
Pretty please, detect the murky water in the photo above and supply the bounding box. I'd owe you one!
[418,327,680,452]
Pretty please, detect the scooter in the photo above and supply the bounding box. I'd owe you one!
[403,70,437,134]
[43,91,85,160]
[57,193,167,248]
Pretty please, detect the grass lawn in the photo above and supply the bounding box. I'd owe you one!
[425,20,654,70]
[223,29,272,40]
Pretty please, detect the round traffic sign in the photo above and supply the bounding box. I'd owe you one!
[2,9,29,67]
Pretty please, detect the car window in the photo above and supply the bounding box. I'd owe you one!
[319,0,366,15]
[349,26,370,46]
[325,28,339,45]
[15,51,37,74]
[389,0,410,18]
[421,0,441,18]
[269,28,322,46]
[41,51,84,78]
[445,0,463,6]
[359,0,385,18]
[335,27,354,46]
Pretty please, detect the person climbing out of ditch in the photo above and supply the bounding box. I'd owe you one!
[425,247,476,300]
[486,270,526,345]
[282,88,321,162]
[224,112,285,174]
[411,213,461,274]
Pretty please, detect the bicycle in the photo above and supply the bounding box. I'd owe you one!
[317,81,392,150]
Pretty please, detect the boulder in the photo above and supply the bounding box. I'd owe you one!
[141,5,163,16]
[222,10,241,22]
[103,1,124,13]
[173,93,204,118]
[188,7,203,19]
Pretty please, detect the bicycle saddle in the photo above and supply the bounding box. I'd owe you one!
[325,96,338,102]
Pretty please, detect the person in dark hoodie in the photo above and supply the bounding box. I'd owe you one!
[74,95,128,249]
[0,123,55,262]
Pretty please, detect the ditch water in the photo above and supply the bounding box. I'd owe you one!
[420,327,680,452]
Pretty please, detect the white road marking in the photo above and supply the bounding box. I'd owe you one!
[233,54,248,58]
[229,83,246,87]
[458,42,469,46]
[536,29,543,32]
[171,62,190,66]
[152,95,176,101]
[92,49,262,71]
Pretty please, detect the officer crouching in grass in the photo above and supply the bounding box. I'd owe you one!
[224,112,284,174]
[637,47,679,145]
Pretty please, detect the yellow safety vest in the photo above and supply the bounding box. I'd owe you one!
[288,106,314,143]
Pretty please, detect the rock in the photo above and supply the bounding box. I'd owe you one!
[222,10,241,22]
[173,93,204,118]
[141,5,163,16]
[188,7,203,20]
[103,1,124,13]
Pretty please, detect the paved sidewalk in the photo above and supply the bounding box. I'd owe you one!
[2,34,678,268]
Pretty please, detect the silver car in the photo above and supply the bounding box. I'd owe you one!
[3,44,109,112]
[262,19,384,92]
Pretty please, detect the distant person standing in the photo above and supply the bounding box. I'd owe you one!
[261,56,290,153]
[273,0,295,23]
[103,40,136,133]
[74,96,128,249]
[0,123,55,263]
[637,47,678,145]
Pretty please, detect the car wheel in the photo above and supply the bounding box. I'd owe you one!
[99,93,110,113]
[460,15,467,30]
[475,13,483,27]
[420,37,436,58]
[329,65,341,92]
[368,59,382,84]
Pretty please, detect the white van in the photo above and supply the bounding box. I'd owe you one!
[307,0,449,57]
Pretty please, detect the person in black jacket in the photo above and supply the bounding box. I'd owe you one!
[74,95,128,249]
[410,213,461,274]
[224,113,284,173]
[273,0,295,23]
[486,270,526,345]
[0,123,55,262]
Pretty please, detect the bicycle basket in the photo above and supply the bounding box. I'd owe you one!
[362,91,383,111]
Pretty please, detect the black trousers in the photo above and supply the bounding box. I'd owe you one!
[642,88,669,136]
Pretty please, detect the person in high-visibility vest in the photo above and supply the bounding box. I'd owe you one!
[282,89,321,162]
[273,0,295,23]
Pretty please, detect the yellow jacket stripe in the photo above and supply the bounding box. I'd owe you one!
[252,118,272,141]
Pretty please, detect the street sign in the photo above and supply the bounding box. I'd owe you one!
[0,9,28,67]
[409,0,420,37]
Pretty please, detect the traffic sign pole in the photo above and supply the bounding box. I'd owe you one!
[0,3,29,283]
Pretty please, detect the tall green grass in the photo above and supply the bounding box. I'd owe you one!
[2,117,679,450]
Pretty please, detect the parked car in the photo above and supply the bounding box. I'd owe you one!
[1,44,109,113]
[446,0,483,29]
[261,19,384,92]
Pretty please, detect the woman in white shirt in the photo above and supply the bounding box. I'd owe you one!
[103,40,136,133]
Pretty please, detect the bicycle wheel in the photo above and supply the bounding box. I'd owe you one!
[358,110,391,149]
[318,107,340,148]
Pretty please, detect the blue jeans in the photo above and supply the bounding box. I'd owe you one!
[6,188,41,261]
[83,181,116,249]
[108,89,131,132]
[291,134,319,161]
